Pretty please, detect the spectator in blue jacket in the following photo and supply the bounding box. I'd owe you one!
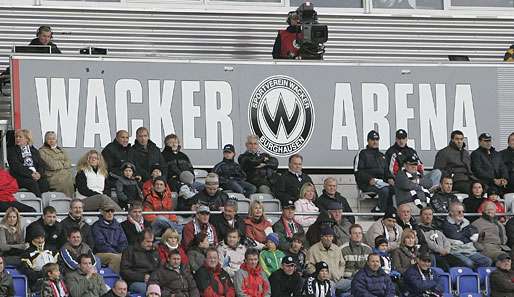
[213,144,256,197]
[351,253,395,297]
[402,247,443,297]
[91,205,128,273]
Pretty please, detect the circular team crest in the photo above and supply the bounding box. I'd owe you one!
[248,75,315,157]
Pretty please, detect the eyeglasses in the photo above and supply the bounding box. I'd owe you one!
[104,209,115,213]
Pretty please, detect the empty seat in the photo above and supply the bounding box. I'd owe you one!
[477,267,495,296]
[432,267,452,294]
[356,187,377,212]
[49,197,72,214]
[237,199,251,214]
[99,267,120,288]
[457,273,480,294]
[261,200,281,213]
[194,169,209,184]
[249,193,275,201]
[7,271,27,297]
[14,192,42,213]
[450,267,475,285]
[41,192,66,207]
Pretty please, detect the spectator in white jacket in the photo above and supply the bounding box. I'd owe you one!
[217,228,247,278]
[294,182,319,228]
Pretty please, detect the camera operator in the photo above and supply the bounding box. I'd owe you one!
[29,26,62,54]
[272,11,302,59]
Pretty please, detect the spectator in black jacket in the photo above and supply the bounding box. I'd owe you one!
[102,279,130,297]
[121,202,151,245]
[463,181,486,222]
[354,130,394,212]
[187,173,231,211]
[500,132,514,193]
[395,154,432,212]
[194,248,236,297]
[210,200,246,243]
[434,130,477,193]
[471,133,509,193]
[269,256,303,297]
[213,144,256,197]
[238,134,279,194]
[128,127,166,182]
[102,130,131,188]
[25,206,64,252]
[396,203,417,230]
[430,176,459,227]
[315,177,355,223]
[7,129,49,197]
[61,199,95,249]
[274,154,315,205]
[161,134,194,191]
[30,26,61,53]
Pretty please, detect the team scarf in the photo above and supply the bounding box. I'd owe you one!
[48,279,68,297]
[193,218,215,244]
[127,215,145,233]
[281,216,300,238]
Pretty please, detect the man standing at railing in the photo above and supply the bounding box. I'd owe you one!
[30,26,62,54]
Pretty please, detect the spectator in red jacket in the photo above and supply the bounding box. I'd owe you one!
[0,166,35,212]
[143,177,181,237]
[156,228,188,266]
[244,200,273,250]
[182,206,218,248]
[194,247,235,297]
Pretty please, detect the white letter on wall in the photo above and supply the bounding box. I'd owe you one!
[330,83,359,150]
[182,81,201,149]
[395,83,415,147]
[453,84,478,150]
[205,81,233,149]
[115,79,143,143]
[84,79,111,147]
[362,83,390,149]
[149,80,176,147]
[419,84,447,150]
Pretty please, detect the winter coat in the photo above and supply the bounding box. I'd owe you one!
[102,139,131,177]
[351,266,395,297]
[259,249,285,277]
[149,264,200,297]
[301,276,330,297]
[244,217,272,245]
[434,142,476,183]
[91,218,128,254]
[120,244,160,284]
[113,174,143,207]
[120,218,151,246]
[354,146,392,190]
[195,263,235,297]
[162,147,194,181]
[75,168,107,198]
[272,216,306,251]
[189,190,230,211]
[128,140,166,181]
[238,151,278,188]
[365,219,403,251]
[59,242,96,274]
[39,145,74,197]
[0,223,26,255]
[0,271,14,297]
[188,246,207,273]
[441,216,478,244]
[64,269,107,297]
[213,158,247,185]
[61,215,95,250]
[341,241,372,278]
[463,195,484,222]
[315,190,355,223]
[471,146,509,185]
[402,265,443,297]
[472,215,510,255]
[415,223,450,255]
[143,189,177,223]
[20,242,59,287]
[25,218,64,252]
[273,171,314,205]
[233,263,270,297]
[217,242,246,278]
[500,146,514,192]
[307,242,345,282]
[395,169,432,207]
[269,268,302,297]
[293,198,318,227]
[0,169,18,203]
[385,142,423,176]
[7,145,46,181]
[40,277,69,297]
[182,219,218,248]
[391,245,418,274]
[305,212,352,247]
[157,243,189,266]
[210,213,246,243]
[490,268,514,297]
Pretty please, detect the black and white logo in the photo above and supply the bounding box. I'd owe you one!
[249,75,314,157]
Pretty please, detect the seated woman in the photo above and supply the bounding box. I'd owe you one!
[294,182,319,228]
[39,131,74,197]
[7,129,49,197]
[156,228,188,266]
[463,181,485,222]
[186,233,209,273]
[75,150,121,211]
[391,228,418,275]
[0,207,29,266]
[0,166,35,213]
[244,200,273,250]
[161,134,196,190]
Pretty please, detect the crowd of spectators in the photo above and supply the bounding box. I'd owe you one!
[0,125,513,297]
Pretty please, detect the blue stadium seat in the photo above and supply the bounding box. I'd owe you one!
[99,267,120,288]
[449,267,474,285]
[457,273,480,294]
[11,274,27,297]
[130,294,142,297]
[459,293,481,297]
[477,267,495,296]
[432,267,451,294]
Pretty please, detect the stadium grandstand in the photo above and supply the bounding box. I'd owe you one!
[0,0,514,296]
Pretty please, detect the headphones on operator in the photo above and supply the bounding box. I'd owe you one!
[36,25,53,38]
[286,11,299,25]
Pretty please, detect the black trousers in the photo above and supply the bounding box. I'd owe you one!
[0,201,36,213]
[15,176,49,197]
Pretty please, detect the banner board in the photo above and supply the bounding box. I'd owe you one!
[11,56,514,168]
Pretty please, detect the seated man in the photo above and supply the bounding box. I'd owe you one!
[149,249,199,297]
[489,253,514,297]
[238,134,279,194]
[59,227,98,275]
[472,201,511,261]
[471,133,508,192]
[102,279,130,297]
[396,203,417,230]
[210,199,245,243]
[143,177,181,237]
[365,210,402,251]
[500,132,514,194]
[121,201,151,245]
[272,200,306,251]
[213,144,256,197]
[306,201,352,247]
[20,227,58,291]
[430,175,459,227]
[274,154,315,205]
[394,154,432,212]
[120,229,160,296]
[315,177,355,223]
[91,205,128,273]
[234,248,270,297]
[441,201,492,269]
[402,247,443,297]
[341,224,372,279]
[30,26,61,53]
[354,130,395,212]
[26,206,64,253]
[188,173,230,211]
[350,253,395,297]
[182,205,218,248]
[102,130,131,188]
[65,254,108,297]
[128,127,166,182]
[269,256,302,297]
[194,247,235,297]
[61,199,95,249]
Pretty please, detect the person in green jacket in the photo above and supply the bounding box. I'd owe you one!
[65,254,108,297]
[259,233,285,277]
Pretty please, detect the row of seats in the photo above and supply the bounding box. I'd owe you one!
[433,267,496,297]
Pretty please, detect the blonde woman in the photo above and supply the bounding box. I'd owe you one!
[75,150,121,211]
[0,207,28,266]
[39,131,74,196]
[390,228,418,274]
[294,182,319,227]
[7,129,49,196]
[157,228,188,265]
[244,200,273,249]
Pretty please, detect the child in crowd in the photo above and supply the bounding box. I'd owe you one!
[40,262,69,297]
[115,162,143,209]
[284,234,308,277]
[259,233,285,277]
[177,171,199,209]
[302,261,331,297]
[478,188,506,223]
[373,236,401,280]
[143,164,168,197]
[218,228,247,278]
[213,144,256,197]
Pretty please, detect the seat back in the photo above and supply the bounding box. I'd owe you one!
[99,267,120,288]
[227,192,246,201]
[458,293,481,297]
[237,199,251,214]
[41,192,66,207]
[15,192,42,212]
[457,273,480,294]
[477,267,495,296]
[261,200,281,213]
[433,268,452,294]
[48,197,72,213]
[10,273,27,297]
[449,267,474,284]
[249,193,275,201]
[194,169,209,184]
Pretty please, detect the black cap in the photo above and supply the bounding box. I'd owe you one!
[383,209,397,220]
[487,187,500,196]
[315,261,329,274]
[326,201,343,211]
[223,144,235,153]
[28,226,46,240]
[496,253,511,262]
[367,130,380,140]
[396,129,408,139]
[417,246,432,261]
[282,200,296,209]
[479,133,492,141]
[405,154,419,165]
[150,163,162,173]
[320,225,335,237]
[282,256,296,265]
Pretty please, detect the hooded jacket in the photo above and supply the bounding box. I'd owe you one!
[128,139,166,181]
[91,218,128,254]
[195,263,235,297]
[234,263,270,297]
[434,141,476,182]
[120,244,160,285]
[149,263,200,297]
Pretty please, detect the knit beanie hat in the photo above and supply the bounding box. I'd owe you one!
[180,171,194,185]
[314,261,329,276]
[146,284,161,296]
[266,233,280,247]
[120,161,136,172]
[205,173,219,185]
[374,235,388,248]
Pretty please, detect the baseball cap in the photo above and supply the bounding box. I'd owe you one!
[396,129,407,139]
[417,246,432,261]
[197,205,211,214]
[383,209,397,220]
[367,130,380,141]
[282,256,296,265]
[405,154,419,165]
[496,253,511,262]
[282,200,296,209]
[223,144,235,153]
[326,201,343,211]
[479,133,492,141]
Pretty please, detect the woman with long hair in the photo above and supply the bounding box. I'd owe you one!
[244,200,273,250]
[161,134,194,190]
[390,228,418,274]
[463,181,485,222]
[39,131,74,196]
[294,182,319,227]
[75,150,121,211]
[0,207,28,266]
